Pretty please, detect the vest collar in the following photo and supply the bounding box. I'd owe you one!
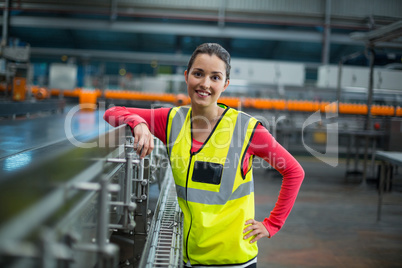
[189,104,230,155]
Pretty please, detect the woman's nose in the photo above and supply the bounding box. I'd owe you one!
[200,77,211,88]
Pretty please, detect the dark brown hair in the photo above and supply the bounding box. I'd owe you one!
[186,43,231,81]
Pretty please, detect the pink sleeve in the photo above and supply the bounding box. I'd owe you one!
[249,124,305,237]
[103,106,171,144]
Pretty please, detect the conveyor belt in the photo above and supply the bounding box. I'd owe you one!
[0,121,186,268]
[0,125,128,267]
[140,170,183,268]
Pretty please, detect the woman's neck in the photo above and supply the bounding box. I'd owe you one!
[191,104,224,143]
[191,104,222,128]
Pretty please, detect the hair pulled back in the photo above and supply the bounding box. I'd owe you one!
[186,43,231,81]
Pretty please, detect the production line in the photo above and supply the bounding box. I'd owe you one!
[0,1,401,266]
[2,86,401,117]
[0,123,183,267]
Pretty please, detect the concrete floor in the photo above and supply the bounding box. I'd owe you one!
[254,156,402,268]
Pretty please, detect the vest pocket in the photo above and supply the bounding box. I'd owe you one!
[191,161,223,185]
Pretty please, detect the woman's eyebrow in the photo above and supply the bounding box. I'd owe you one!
[193,68,223,75]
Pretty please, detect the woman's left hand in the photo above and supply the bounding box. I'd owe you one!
[243,219,270,243]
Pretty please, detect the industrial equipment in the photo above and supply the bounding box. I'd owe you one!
[0,39,66,118]
[0,125,183,268]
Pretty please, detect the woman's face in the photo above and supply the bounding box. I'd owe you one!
[185,53,229,109]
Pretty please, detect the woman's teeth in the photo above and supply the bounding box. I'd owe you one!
[197,91,210,96]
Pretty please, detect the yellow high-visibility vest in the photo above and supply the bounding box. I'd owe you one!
[166,104,260,266]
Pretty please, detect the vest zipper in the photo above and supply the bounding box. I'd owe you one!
[185,151,194,263]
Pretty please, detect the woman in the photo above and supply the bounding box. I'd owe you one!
[104,43,304,267]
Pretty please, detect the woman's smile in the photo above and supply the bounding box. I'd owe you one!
[195,90,211,98]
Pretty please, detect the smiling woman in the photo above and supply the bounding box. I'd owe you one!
[184,53,230,142]
[103,43,305,268]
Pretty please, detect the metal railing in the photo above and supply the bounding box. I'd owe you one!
[0,124,183,268]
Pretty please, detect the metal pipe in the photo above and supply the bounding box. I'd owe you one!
[137,157,144,201]
[1,0,10,47]
[322,0,331,65]
[218,0,226,28]
[110,0,117,22]
[336,60,342,111]
[97,176,109,266]
[377,161,385,221]
[366,47,375,131]
[362,136,369,185]
[124,153,134,229]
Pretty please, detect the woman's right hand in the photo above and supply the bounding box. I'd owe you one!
[133,123,154,159]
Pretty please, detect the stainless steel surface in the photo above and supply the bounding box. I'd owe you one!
[0,123,175,267]
[0,99,66,118]
[0,124,127,267]
[0,105,111,160]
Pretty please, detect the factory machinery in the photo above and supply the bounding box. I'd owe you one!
[1,87,401,268]
[0,125,184,268]
[26,86,402,117]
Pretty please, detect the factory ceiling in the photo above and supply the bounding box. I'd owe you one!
[1,0,402,71]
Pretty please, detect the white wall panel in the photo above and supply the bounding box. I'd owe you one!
[231,59,305,86]
[276,62,305,86]
[231,59,276,84]
[49,63,77,90]
[376,69,402,90]
[317,65,402,91]
[317,65,370,89]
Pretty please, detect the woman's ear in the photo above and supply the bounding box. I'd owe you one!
[223,79,230,92]
[184,70,188,84]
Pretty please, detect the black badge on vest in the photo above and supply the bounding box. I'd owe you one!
[192,161,223,185]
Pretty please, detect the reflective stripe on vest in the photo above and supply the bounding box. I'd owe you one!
[167,106,190,157]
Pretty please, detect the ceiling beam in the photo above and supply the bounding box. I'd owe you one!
[30,47,190,65]
[30,47,323,70]
[2,15,365,45]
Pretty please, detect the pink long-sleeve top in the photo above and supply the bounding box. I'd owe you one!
[104,106,304,237]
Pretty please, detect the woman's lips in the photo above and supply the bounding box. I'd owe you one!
[196,90,211,98]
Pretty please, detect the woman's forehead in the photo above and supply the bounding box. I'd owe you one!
[192,54,226,72]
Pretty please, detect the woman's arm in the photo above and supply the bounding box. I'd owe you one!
[103,106,171,157]
[246,124,305,238]
[103,106,170,144]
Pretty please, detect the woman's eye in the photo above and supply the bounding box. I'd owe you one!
[193,72,202,77]
[212,75,220,81]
